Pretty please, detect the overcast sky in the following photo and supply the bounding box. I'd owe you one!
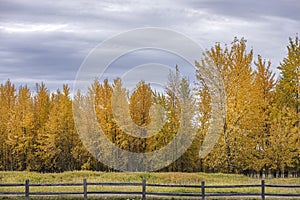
[1,0,299,91]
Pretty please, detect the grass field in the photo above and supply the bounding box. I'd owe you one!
[0,171,299,200]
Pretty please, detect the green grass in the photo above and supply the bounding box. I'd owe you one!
[0,171,299,200]
[0,171,261,184]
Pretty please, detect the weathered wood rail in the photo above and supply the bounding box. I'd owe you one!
[0,179,299,199]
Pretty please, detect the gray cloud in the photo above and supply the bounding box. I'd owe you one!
[189,0,300,21]
[0,0,299,91]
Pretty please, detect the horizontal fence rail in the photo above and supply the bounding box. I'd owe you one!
[0,179,299,199]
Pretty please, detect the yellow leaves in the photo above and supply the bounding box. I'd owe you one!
[129,81,153,127]
[0,36,299,174]
[195,37,280,174]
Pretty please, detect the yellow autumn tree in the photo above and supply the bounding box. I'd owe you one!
[12,85,35,170]
[196,38,260,173]
[0,80,16,170]
[270,35,300,177]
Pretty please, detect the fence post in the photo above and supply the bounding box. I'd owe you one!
[25,179,29,200]
[261,180,265,200]
[83,178,87,200]
[142,179,146,200]
[201,181,205,200]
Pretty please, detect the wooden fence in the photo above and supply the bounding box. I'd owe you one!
[0,179,300,199]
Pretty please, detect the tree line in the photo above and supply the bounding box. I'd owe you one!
[0,36,299,177]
